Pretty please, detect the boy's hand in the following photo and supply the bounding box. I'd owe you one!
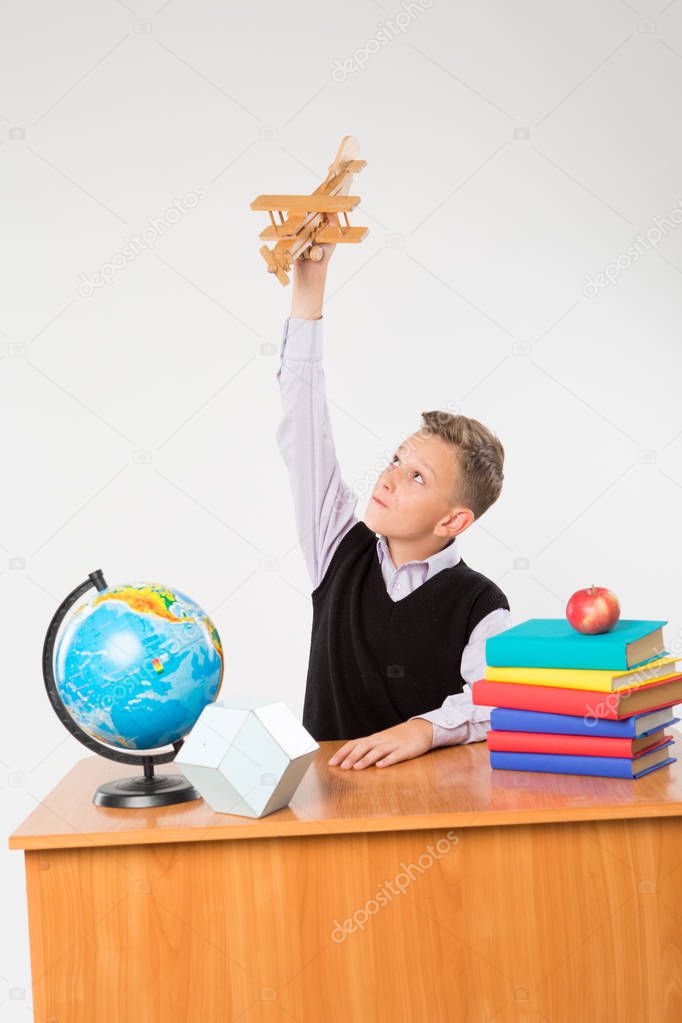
[290,242,336,319]
[327,719,434,770]
[295,241,336,272]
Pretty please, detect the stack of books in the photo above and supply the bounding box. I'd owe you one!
[472,618,682,778]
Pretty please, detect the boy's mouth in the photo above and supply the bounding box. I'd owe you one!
[372,496,388,508]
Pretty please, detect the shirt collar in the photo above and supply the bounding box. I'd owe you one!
[375,532,461,581]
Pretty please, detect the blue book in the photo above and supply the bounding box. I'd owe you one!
[489,707,679,739]
[489,742,676,779]
[485,618,667,670]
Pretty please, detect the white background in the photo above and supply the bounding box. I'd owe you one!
[2,0,682,1014]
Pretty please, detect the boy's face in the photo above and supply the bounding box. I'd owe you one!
[364,430,474,545]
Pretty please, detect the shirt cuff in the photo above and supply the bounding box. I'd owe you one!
[409,714,465,749]
[279,316,324,361]
[432,720,491,748]
[409,706,492,748]
[409,701,490,730]
[431,721,471,748]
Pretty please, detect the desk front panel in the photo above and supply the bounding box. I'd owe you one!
[25,815,682,1022]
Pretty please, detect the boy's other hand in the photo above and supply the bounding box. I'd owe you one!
[327,719,434,770]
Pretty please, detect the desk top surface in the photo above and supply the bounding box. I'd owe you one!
[9,732,682,851]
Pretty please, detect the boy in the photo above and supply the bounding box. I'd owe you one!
[276,243,512,770]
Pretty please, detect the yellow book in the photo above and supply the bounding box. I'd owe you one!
[484,656,681,692]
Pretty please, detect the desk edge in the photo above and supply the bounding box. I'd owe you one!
[9,800,682,852]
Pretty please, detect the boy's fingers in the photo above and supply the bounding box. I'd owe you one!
[328,730,390,767]
[329,742,362,765]
[352,746,389,770]
[327,740,355,765]
[329,731,380,765]
[328,743,354,765]
[340,743,371,768]
[376,749,403,767]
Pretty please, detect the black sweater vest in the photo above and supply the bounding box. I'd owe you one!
[302,521,510,741]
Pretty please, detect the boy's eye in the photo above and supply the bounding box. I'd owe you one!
[390,455,424,484]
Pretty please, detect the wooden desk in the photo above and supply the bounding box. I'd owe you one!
[9,734,682,1022]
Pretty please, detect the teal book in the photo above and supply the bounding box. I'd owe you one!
[485,618,667,670]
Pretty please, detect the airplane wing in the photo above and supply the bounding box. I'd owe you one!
[259,224,368,243]
[249,194,361,213]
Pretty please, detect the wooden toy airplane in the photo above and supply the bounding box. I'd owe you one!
[250,135,368,286]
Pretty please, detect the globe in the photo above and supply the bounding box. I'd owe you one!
[54,581,224,752]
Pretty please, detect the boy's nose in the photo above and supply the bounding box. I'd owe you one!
[380,465,396,492]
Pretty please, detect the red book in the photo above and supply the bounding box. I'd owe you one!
[472,674,682,720]
[485,730,671,758]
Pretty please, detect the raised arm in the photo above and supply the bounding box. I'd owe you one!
[275,246,359,589]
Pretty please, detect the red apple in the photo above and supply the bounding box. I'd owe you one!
[566,585,620,635]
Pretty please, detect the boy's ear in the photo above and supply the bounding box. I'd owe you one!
[436,507,475,538]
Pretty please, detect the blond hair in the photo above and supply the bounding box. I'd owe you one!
[419,410,504,519]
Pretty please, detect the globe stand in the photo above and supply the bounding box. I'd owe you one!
[42,569,202,809]
[93,755,200,809]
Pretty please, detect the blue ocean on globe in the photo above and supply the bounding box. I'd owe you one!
[54,582,224,751]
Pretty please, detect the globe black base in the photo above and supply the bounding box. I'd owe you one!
[93,773,201,808]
